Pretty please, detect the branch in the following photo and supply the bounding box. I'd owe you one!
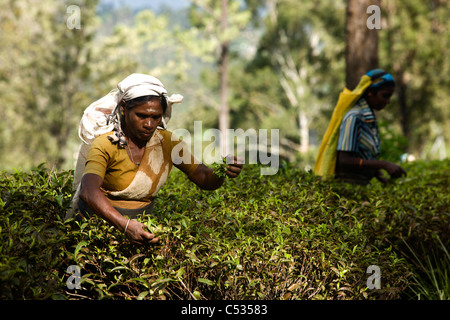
[177,276,198,300]
[189,0,221,23]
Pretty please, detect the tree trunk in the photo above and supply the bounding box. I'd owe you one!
[299,110,309,153]
[219,0,230,155]
[345,0,380,89]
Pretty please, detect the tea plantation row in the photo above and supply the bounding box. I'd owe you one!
[0,160,448,299]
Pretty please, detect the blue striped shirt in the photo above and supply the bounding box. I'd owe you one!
[337,98,380,160]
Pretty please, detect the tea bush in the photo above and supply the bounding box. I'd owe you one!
[0,160,448,300]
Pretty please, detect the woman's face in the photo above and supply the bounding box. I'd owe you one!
[366,87,395,111]
[122,98,163,143]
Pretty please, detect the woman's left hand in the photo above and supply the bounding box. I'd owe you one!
[225,155,243,178]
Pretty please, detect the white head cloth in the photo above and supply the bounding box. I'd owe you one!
[78,73,183,146]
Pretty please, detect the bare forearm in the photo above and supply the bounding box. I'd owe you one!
[79,174,158,245]
[188,164,224,190]
[337,151,406,178]
[338,151,376,169]
[79,185,128,232]
[187,157,243,190]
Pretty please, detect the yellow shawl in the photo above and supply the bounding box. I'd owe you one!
[314,75,372,178]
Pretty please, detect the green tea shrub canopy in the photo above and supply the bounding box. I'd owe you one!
[0,160,448,300]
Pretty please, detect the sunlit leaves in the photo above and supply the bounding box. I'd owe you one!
[1,160,448,299]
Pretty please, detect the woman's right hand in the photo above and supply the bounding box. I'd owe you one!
[80,174,160,246]
[124,219,160,245]
[382,161,407,179]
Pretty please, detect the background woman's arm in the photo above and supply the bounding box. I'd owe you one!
[337,151,406,179]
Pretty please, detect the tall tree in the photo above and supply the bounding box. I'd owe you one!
[380,0,450,155]
[91,9,186,89]
[246,0,346,154]
[0,0,99,169]
[345,0,381,89]
[219,0,230,154]
[0,3,190,170]
[182,0,251,154]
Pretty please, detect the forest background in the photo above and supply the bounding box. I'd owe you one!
[0,0,449,171]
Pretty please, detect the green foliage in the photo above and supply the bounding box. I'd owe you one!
[378,121,409,163]
[0,164,74,299]
[380,0,450,153]
[211,156,228,178]
[402,235,449,300]
[0,0,100,170]
[1,160,448,300]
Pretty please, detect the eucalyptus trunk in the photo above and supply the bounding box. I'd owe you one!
[345,0,380,89]
[219,0,230,155]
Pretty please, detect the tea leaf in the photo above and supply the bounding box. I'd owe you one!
[212,156,228,178]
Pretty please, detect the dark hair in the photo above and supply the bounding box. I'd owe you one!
[123,95,167,113]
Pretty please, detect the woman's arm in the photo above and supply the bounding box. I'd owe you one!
[337,151,406,179]
[79,173,159,245]
[187,156,243,190]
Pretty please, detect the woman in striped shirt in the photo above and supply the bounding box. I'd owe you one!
[335,69,407,185]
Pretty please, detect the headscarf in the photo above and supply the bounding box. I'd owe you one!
[78,73,183,147]
[313,69,394,179]
[366,69,395,89]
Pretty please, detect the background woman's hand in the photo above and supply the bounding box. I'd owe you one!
[382,161,407,179]
[375,169,389,185]
[124,219,159,245]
